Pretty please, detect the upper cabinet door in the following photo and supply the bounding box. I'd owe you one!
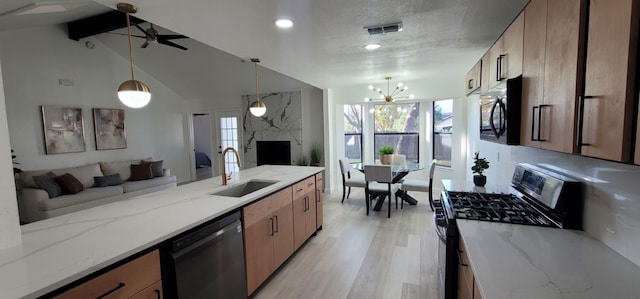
[539,0,585,154]
[582,0,639,162]
[502,13,524,80]
[465,60,482,95]
[521,0,547,148]
[487,37,504,90]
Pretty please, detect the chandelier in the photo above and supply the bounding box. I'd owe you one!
[365,76,414,103]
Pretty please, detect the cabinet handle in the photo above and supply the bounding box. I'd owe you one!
[457,250,469,267]
[538,104,550,142]
[496,56,501,81]
[468,79,474,89]
[96,282,125,299]
[269,217,274,236]
[531,106,539,141]
[305,196,309,212]
[577,96,594,147]
[316,190,320,202]
[155,289,161,299]
[274,215,279,233]
[297,188,304,192]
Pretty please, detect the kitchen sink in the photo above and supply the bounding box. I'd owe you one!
[211,180,278,197]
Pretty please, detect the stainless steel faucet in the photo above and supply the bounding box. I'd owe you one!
[221,147,241,185]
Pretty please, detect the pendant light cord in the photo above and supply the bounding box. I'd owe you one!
[254,61,259,101]
[125,11,135,80]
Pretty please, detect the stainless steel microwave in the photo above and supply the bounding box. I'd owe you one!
[479,75,522,145]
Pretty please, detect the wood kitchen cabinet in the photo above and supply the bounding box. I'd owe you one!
[293,176,317,249]
[458,237,483,299]
[582,0,639,162]
[480,53,491,93]
[465,60,482,95]
[315,173,324,229]
[485,13,524,90]
[243,187,294,295]
[53,250,162,299]
[521,0,585,153]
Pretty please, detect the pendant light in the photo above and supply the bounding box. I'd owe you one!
[249,58,266,117]
[117,3,151,108]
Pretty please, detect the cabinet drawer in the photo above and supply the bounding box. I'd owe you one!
[130,280,163,299]
[303,176,316,194]
[315,172,323,190]
[54,250,161,299]
[293,180,306,198]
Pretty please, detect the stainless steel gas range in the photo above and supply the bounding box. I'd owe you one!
[434,163,584,299]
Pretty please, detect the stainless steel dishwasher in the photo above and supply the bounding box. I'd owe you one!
[170,211,247,298]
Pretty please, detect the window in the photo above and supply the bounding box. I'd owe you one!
[220,116,240,173]
[344,104,363,163]
[433,99,453,167]
[373,103,420,163]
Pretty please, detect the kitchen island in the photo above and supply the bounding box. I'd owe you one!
[0,165,323,299]
[444,179,640,299]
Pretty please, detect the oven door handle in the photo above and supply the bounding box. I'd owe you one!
[433,214,447,243]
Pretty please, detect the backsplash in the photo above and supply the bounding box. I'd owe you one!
[472,141,640,267]
[242,91,302,168]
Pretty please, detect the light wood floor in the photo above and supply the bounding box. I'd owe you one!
[253,188,439,299]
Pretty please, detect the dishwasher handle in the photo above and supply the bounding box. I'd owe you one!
[171,219,241,259]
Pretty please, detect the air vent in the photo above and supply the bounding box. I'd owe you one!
[364,22,403,35]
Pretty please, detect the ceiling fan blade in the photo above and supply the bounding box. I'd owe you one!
[158,34,188,40]
[141,41,150,48]
[105,32,147,38]
[132,22,149,36]
[157,39,188,50]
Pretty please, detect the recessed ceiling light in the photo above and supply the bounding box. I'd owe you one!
[365,43,381,50]
[275,19,293,29]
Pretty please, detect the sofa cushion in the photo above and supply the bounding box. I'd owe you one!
[20,163,103,189]
[33,172,63,198]
[130,164,153,181]
[99,159,140,181]
[94,174,123,187]
[56,173,84,194]
[140,160,164,177]
[39,186,124,211]
[123,175,177,193]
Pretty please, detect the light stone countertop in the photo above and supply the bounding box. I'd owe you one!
[443,179,640,299]
[0,165,323,299]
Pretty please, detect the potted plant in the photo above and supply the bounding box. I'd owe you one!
[471,152,490,186]
[309,143,322,166]
[378,145,395,165]
[294,154,309,166]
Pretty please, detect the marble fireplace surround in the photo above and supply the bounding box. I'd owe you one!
[242,91,302,168]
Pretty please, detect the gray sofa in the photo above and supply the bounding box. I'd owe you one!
[17,159,177,223]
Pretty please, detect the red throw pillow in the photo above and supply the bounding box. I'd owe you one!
[55,173,84,194]
[130,164,153,181]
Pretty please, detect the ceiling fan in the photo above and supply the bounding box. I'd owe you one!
[110,22,189,51]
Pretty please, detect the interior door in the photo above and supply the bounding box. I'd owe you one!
[215,110,243,176]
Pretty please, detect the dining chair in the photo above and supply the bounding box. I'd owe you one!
[338,158,366,203]
[364,164,399,218]
[399,159,438,211]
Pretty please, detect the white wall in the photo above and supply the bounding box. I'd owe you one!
[0,59,21,248]
[0,26,192,183]
[465,96,640,267]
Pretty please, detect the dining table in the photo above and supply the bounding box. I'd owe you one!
[351,162,423,211]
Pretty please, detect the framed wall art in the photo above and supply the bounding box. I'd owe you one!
[93,108,126,150]
[41,106,86,154]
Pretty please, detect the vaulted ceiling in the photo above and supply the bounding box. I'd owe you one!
[0,0,529,89]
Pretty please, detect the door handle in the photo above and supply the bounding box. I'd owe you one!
[468,79,474,89]
[155,289,161,299]
[531,106,539,141]
[538,104,550,142]
[577,96,594,147]
[269,217,274,236]
[274,215,279,233]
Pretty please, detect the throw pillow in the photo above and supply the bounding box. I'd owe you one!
[94,174,123,187]
[55,173,84,194]
[33,172,63,198]
[140,160,164,177]
[130,164,153,181]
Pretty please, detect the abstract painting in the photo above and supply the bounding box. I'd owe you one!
[93,108,126,150]
[41,106,86,154]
